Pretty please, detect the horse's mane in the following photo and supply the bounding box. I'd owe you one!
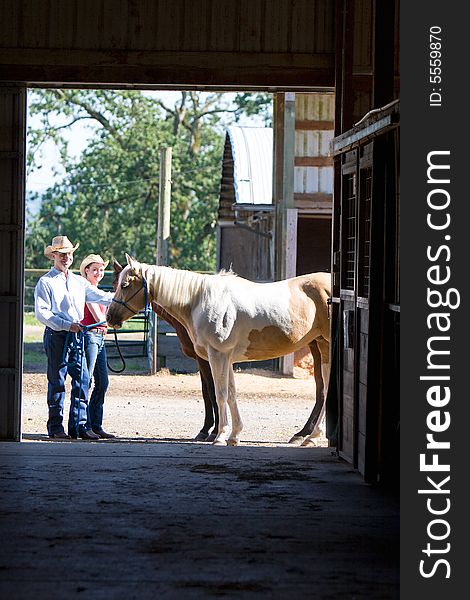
[217,267,238,278]
[142,264,206,308]
[124,261,241,313]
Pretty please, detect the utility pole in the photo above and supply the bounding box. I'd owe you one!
[157,147,172,266]
[149,147,172,374]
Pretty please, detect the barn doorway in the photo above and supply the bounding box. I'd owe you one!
[22,84,333,440]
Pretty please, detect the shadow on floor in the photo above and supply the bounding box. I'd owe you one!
[0,440,399,599]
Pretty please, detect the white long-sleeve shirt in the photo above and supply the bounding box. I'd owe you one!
[34,267,114,332]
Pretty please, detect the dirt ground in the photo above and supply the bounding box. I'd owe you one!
[22,367,326,446]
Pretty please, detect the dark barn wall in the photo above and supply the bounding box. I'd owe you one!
[331,0,400,485]
[296,217,331,275]
[0,0,337,441]
[0,0,400,491]
[0,87,25,440]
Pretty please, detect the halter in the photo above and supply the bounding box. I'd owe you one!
[111,273,149,315]
[107,273,150,373]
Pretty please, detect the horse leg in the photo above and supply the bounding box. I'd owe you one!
[301,337,330,447]
[153,303,218,442]
[193,356,218,442]
[226,365,243,446]
[288,339,325,445]
[207,348,231,446]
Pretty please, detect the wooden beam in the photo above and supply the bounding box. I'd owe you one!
[294,156,333,167]
[0,49,335,88]
[295,119,334,131]
[0,86,25,441]
[294,192,333,213]
[294,192,333,203]
[281,208,298,375]
[273,93,296,282]
[337,0,355,133]
[331,101,399,155]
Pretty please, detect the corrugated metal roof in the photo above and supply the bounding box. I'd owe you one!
[226,126,273,205]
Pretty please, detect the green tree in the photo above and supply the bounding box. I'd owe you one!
[26,89,272,271]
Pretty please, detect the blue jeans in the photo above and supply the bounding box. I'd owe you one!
[84,331,109,431]
[43,327,90,437]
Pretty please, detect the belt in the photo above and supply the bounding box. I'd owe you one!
[87,328,107,335]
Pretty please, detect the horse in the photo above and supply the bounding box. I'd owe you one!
[112,260,218,441]
[113,260,327,445]
[107,254,331,447]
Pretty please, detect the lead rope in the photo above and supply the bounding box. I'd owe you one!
[61,320,107,437]
[107,274,150,374]
[107,328,126,373]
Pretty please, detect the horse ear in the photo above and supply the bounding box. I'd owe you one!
[113,258,123,273]
[125,253,140,272]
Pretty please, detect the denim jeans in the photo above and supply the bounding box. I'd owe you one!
[84,331,109,430]
[43,327,90,437]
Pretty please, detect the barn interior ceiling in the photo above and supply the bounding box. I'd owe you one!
[23,83,336,92]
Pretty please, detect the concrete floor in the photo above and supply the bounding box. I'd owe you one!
[0,440,399,599]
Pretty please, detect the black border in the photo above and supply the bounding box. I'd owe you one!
[401,4,467,596]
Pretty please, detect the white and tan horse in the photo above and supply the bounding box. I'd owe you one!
[107,254,331,447]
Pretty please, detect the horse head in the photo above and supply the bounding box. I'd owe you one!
[106,253,147,329]
[112,258,123,291]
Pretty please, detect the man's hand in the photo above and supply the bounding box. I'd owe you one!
[69,323,83,333]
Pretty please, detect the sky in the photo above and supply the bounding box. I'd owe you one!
[26,90,270,201]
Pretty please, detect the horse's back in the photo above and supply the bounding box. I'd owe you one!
[293,271,331,291]
[204,271,331,322]
[284,272,331,307]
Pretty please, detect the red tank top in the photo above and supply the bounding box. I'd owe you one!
[81,303,107,330]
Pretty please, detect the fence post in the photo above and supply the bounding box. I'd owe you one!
[157,147,172,266]
[149,147,173,374]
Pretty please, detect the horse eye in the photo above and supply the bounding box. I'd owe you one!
[122,281,129,288]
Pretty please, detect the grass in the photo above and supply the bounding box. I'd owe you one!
[22,312,150,375]
[23,314,46,371]
[24,312,42,327]
[23,347,47,372]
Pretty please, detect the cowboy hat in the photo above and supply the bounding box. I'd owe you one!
[44,235,80,259]
[79,254,110,278]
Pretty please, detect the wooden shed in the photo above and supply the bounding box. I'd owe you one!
[0,0,400,486]
[217,94,335,376]
[217,125,274,282]
[218,92,334,285]
[293,92,334,276]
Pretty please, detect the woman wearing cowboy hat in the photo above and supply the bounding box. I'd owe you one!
[34,235,114,440]
[79,254,116,439]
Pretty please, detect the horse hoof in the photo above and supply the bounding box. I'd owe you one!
[194,431,209,442]
[288,435,305,446]
[227,439,239,446]
[212,439,227,446]
[206,433,217,443]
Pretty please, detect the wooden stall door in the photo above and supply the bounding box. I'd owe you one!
[356,146,373,476]
[337,144,373,474]
[338,150,357,464]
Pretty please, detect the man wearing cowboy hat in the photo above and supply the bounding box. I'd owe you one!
[34,235,114,440]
